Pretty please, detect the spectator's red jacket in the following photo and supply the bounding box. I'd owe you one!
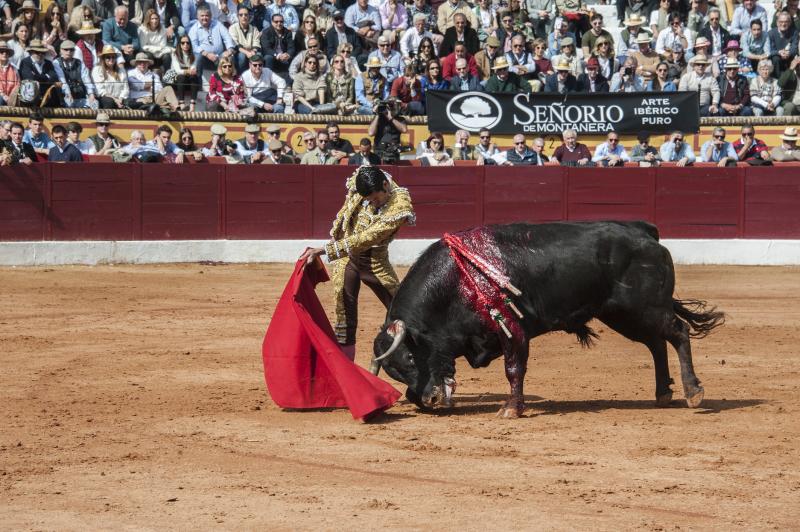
[440,52,478,80]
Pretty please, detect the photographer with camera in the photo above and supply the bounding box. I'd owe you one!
[202,123,240,161]
[610,57,645,92]
[368,96,408,164]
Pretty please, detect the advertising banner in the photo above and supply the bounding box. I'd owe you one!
[426,91,700,135]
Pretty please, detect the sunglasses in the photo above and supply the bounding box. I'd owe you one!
[333,59,343,63]
[479,135,490,139]
[271,150,282,155]
[268,131,280,136]
[180,40,190,44]
[608,138,618,143]
[657,68,668,72]
[379,43,390,47]
[742,132,754,136]
[514,141,525,145]
[714,135,725,139]
[674,137,683,141]
[222,65,233,68]
[304,139,315,143]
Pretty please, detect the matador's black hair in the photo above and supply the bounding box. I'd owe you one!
[355,166,388,196]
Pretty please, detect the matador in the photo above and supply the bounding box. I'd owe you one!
[300,165,416,361]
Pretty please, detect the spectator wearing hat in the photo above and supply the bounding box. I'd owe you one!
[102,6,140,64]
[733,125,771,163]
[441,42,479,79]
[730,0,768,37]
[147,124,185,163]
[265,139,294,164]
[610,56,645,91]
[327,10,363,61]
[366,34,402,83]
[474,35,502,81]
[718,57,753,116]
[260,12,295,80]
[696,8,729,58]
[12,1,41,43]
[228,5,261,73]
[189,4,236,80]
[691,36,720,78]
[581,12,614,57]
[289,37,330,77]
[700,127,738,166]
[769,12,798,77]
[75,21,106,72]
[719,39,752,77]
[659,130,695,166]
[771,127,800,161]
[87,112,122,154]
[127,52,180,111]
[591,35,618,79]
[0,40,19,106]
[448,57,482,91]
[202,123,237,158]
[679,55,719,116]
[630,31,660,80]
[301,129,338,165]
[550,36,583,77]
[348,137,381,165]
[553,128,593,167]
[439,12,480,57]
[577,56,609,92]
[740,19,770,71]
[485,55,528,92]
[345,0,382,49]
[355,55,389,114]
[92,45,128,109]
[241,53,286,113]
[19,39,62,107]
[545,17,575,58]
[265,123,296,160]
[749,59,781,116]
[655,13,690,56]
[236,123,269,163]
[630,132,660,166]
[664,42,687,80]
[53,40,96,108]
[48,124,84,163]
[544,59,580,93]
[65,121,93,153]
[437,0,477,36]
[616,13,650,62]
[400,13,434,59]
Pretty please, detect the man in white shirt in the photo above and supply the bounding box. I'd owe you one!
[400,14,433,58]
[592,132,631,166]
[241,53,286,113]
[236,123,270,163]
[148,125,185,163]
[126,52,180,112]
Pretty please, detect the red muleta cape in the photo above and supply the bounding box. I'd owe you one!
[262,259,401,420]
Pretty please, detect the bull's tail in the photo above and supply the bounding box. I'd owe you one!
[672,299,725,338]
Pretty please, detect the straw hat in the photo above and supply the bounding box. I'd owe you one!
[96,112,111,124]
[723,39,741,53]
[133,52,153,64]
[691,54,710,65]
[723,57,740,69]
[245,123,261,133]
[268,139,284,151]
[624,13,645,26]
[19,0,36,12]
[0,40,10,52]
[27,39,48,53]
[560,36,574,47]
[636,33,651,44]
[491,56,510,70]
[99,45,117,57]
[266,124,281,134]
[210,123,227,135]
[486,35,500,47]
[365,56,384,69]
[693,36,710,49]
[780,127,798,141]
[555,59,571,71]
[76,21,102,35]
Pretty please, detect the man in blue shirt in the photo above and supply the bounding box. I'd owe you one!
[345,0,381,49]
[101,5,140,63]
[189,5,236,79]
[23,112,54,157]
[48,125,84,162]
[659,130,696,166]
[700,127,738,166]
[592,132,631,166]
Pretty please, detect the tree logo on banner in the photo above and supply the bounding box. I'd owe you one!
[445,92,502,132]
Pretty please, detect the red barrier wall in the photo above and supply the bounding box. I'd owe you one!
[2,163,800,241]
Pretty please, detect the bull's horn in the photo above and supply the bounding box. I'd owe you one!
[372,320,406,362]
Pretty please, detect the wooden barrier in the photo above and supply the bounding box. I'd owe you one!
[2,163,800,241]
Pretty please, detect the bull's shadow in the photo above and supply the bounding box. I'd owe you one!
[429,393,764,416]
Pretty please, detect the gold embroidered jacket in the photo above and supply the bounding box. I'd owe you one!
[324,169,416,261]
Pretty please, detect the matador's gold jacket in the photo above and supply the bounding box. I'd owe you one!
[324,169,416,260]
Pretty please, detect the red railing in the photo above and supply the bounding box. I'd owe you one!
[2,163,799,241]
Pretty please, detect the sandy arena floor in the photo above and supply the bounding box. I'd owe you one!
[1,263,799,530]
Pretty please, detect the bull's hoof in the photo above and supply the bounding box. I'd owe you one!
[685,387,705,408]
[655,391,673,407]
[496,406,522,419]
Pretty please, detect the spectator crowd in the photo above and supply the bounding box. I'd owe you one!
[2,0,800,117]
[5,110,800,165]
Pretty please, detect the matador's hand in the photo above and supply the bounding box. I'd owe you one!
[299,247,325,265]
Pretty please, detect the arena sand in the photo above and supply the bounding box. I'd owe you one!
[1,264,799,529]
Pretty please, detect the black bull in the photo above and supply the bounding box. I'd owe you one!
[372,221,724,418]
